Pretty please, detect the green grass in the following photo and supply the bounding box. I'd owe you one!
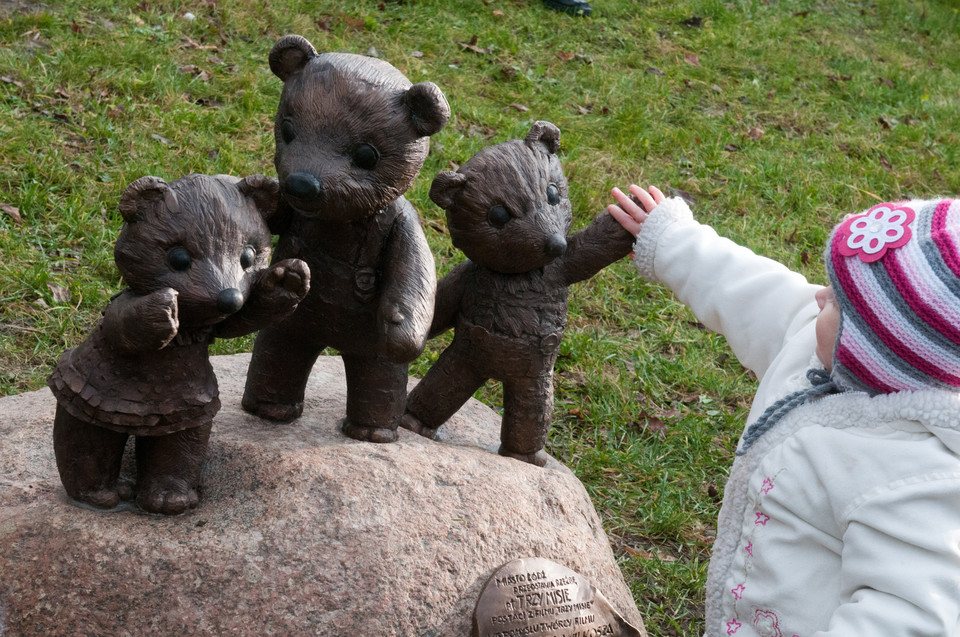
[2,1,959,634]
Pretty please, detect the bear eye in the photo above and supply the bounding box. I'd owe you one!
[547,183,561,206]
[487,205,511,229]
[167,247,192,271]
[353,143,380,170]
[280,119,296,144]
[240,245,257,269]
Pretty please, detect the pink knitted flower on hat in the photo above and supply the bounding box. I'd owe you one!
[836,202,915,263]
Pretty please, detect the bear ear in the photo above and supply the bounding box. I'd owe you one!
[429,171,468,210]
[269,34,318,81]
[238,174,280,222]
[406,82,451,137]
[524,120,561,154]
[118,176,177,223]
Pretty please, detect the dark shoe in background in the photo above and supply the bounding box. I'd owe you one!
[543,0,592,16]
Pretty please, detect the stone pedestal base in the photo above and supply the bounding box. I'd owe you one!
[0,354,644,636]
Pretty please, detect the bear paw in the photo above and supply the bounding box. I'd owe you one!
[241,394,304,423]
[257,258,311,311]
[398,412,439,440]
[137,476,200,516]
[73,486,122,510]
[498,446,549,467]
[341,419,398,443]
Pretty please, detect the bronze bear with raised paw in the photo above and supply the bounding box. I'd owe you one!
[49,173,310,515]
[401,122,635,466]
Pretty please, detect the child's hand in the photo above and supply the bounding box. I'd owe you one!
[607,184,665,237]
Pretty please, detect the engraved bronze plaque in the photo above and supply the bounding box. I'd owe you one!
[473,557,644,637]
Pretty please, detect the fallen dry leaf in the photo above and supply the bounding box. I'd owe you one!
[556,51,575,62]
[746,126,765,140]
[1,76,25,88]
[668,187,697,204]
[507,103,529,112]
[640,417,667,439]
[1,203,23,224]
[179,65,212,81]
[181,36,218,51]
[646,67,666,76]
[457,37,492,55]
[685,53,701,66]
[622,546,678,562]
[47,282,72,304]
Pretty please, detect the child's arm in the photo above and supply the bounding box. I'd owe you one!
[608,184,821,380]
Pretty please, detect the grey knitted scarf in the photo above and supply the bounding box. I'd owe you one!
[737,368,840,455]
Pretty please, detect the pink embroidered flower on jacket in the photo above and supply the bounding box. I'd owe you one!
[731,584,746,600]
[836,202,915,263]
[755,511,770,526]
[753,609,782,637]
[726,618,742,634]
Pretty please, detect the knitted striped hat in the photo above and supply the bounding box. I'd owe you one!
[826,198,960,394]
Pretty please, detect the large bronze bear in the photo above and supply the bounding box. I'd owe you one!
[242,35,450,443]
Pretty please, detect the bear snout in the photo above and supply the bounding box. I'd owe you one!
[217,288,244,315]
[284,172,322,201]
[544,233,567,258]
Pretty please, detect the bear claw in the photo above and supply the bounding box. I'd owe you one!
[241,394,303,423]
[341,420,398,443]
[398,412,439,440]
[137,476,199,516]
[498,447,549,467]
[76,487,122,510]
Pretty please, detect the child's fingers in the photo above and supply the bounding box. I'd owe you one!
[607,203,643,237]
[649,185,665,204]
[628,184,658,213]
[610,187,644,216]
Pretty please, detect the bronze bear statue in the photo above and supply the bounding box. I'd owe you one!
[243,34,449,443]
[401,122,635,466]
[49,173,310,515]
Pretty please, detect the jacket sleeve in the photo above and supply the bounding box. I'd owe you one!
[632,197,822,379]
[815,476,960,636]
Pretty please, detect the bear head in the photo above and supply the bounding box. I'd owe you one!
[429,121,571,274]
[269,34,450,221]
[114,173,279,326]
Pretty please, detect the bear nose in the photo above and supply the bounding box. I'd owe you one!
[544,233,567,258]
[217,288,244,315]
[285,173,322,200]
